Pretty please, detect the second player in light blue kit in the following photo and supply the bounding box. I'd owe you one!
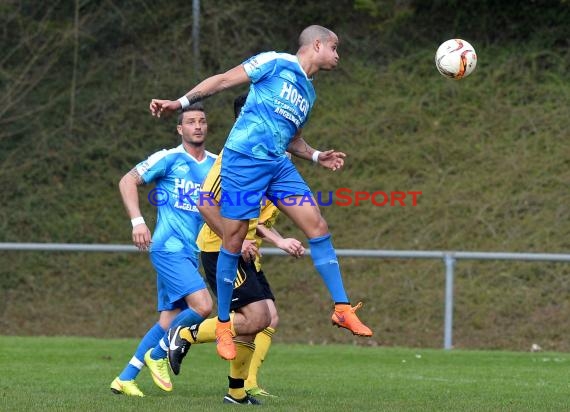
[111,103,216,396]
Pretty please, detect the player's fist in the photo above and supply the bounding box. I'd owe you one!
[277,238,305,258]
[241,239,259,263]
[149,99,180,118]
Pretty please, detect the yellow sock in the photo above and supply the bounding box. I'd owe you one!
[180,314,236,344]
[245,327,275,390]
[228,340,255,400]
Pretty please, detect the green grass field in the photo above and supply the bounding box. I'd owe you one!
[0,336,568,411]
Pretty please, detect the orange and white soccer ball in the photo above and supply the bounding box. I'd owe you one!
[435,39,477,79]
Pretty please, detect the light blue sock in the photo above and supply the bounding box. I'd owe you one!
[309,234,349,304]
[216,247,240,322]
[119,323,165,381]
[150,307,204,360]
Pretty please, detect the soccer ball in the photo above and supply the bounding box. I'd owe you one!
[435,39,477,79]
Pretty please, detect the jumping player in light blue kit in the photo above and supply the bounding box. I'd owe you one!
[110,103,216,396]
[149,25,373,362]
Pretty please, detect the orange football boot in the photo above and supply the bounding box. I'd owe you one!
[331,302,373,337]
[215,319,236,360]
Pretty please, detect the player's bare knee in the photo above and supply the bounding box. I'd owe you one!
[270,312,279,329]
[251,307,271,332]
[256,313,271,332]
[158,309,179,330]
[186,290,214,318]
[306,216,328,237]
[158,318,170,330]
[193,301,213,318]
[224,236,244,254]
[241,301,271,333]
[316,217,329,234]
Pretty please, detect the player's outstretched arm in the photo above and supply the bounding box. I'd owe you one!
[149,65,250,118]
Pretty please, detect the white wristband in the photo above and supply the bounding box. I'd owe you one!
[131,216,145,228]
[177,96,190,110]
[312,150,322,163]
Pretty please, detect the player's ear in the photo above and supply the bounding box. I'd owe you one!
[176,124,183,136]
[313,38,321,52]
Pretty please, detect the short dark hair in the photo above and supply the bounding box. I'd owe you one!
[177,102,205,125]
[233,94,248,120]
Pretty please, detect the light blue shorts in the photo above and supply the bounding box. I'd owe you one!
[220,148,311,220]
[150,251,207,312]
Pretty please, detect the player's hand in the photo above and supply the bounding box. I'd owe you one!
[277,238,305,258]
[241,239,259,263]
[317,150,346,171]
[132,224,152,251]
[149,99,181,118]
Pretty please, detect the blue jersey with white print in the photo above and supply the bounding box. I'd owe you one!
[225,52,316,159]
[135,145,216,254]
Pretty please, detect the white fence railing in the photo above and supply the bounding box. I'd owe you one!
[2,242,570,349]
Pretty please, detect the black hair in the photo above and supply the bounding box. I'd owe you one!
[233,94,248,120]
[177,102,205,125]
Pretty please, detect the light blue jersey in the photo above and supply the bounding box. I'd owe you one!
[225,51,316,159]
[136,145,217,255]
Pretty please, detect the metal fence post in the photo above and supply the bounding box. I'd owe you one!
[192,0,200,80]
[444,253,456,350]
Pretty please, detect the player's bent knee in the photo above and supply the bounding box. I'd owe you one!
[194,303,213,319]
[251,308,271,332]
[302,216,329,238]
[196,298,214,318]
[270,313,279,329]
[315,217,329,234]
[186,290,214,318]
[240,301,271,333]
[223,237,244,254]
